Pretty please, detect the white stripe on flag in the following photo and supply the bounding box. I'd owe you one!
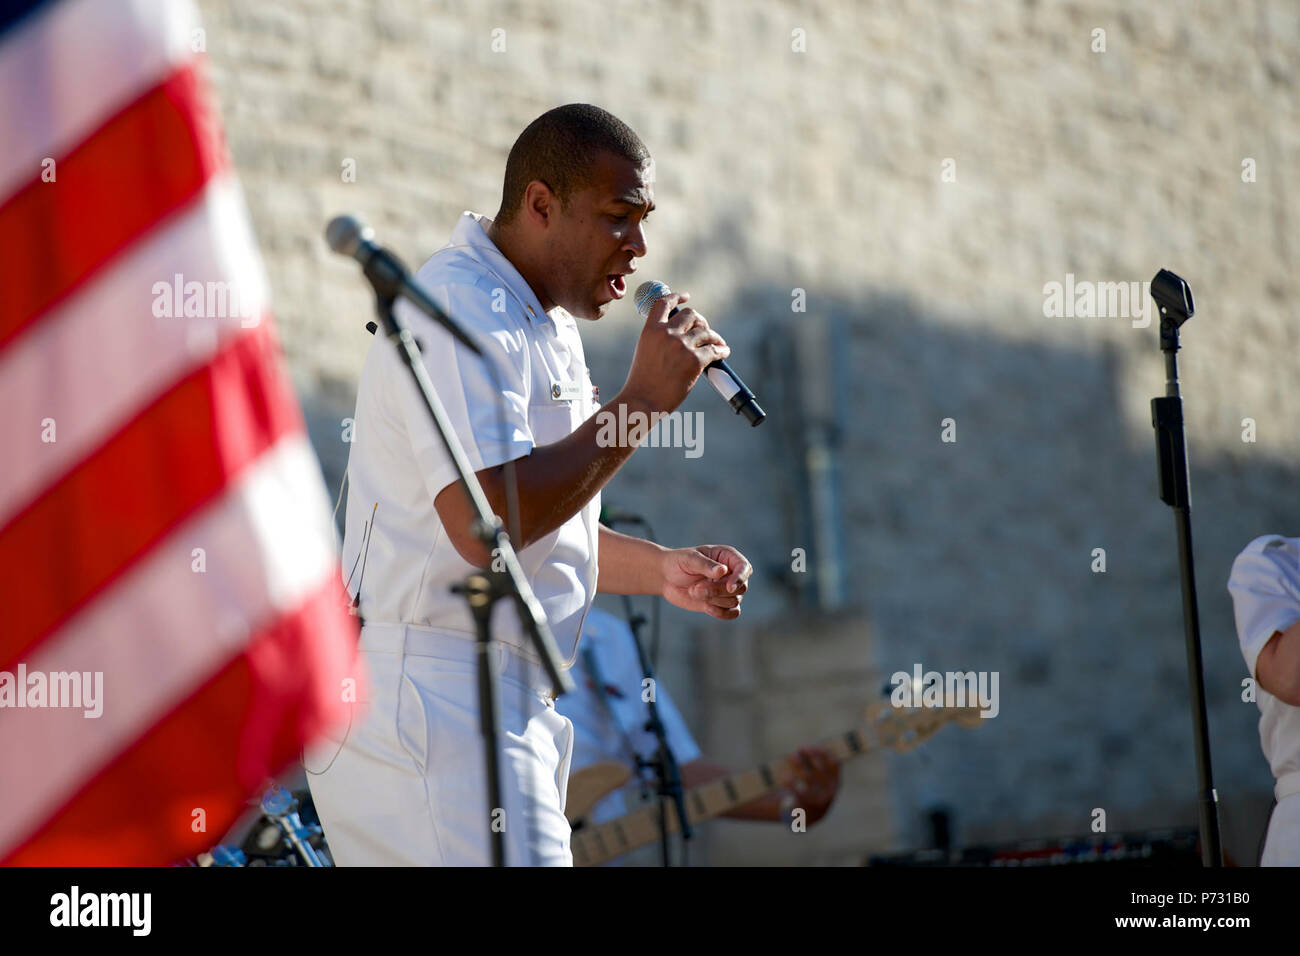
[0,174,270,528]
[0,0,200,205]
[0,434,340,859]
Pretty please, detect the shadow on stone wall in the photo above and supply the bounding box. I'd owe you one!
[586,273,1286,865]
[292,270,1290,866]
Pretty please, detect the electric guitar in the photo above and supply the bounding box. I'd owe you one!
[565,703,984,866]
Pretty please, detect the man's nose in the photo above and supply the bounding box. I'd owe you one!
[624,221,648,257]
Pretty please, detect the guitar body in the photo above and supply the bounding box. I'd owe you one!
[565,761,632,824]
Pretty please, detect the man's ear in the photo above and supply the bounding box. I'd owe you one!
[523,180,556,228]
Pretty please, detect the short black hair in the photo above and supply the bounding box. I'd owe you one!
[495,104,649,225]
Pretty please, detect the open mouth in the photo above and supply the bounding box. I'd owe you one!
[605,274,627,299]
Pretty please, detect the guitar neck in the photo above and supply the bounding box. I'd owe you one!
[570,727,871,867]
[570,705,978,867]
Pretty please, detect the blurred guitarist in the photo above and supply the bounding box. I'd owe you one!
[558,606,840,861]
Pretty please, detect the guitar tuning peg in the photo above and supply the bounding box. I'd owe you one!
[862,699,890,725]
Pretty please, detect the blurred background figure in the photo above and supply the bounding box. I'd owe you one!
[558,605,840,865]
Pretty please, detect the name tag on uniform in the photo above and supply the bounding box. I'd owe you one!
[549,379,583,401]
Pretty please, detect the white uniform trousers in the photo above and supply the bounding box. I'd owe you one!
[305,622,574,866]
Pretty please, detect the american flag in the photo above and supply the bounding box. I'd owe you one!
[0,0,361,864]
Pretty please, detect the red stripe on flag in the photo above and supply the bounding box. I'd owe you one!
[0,321,301,668]
[2,578,361,866]
[0,60,224,353]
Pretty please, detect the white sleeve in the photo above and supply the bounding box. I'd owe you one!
[1227,535,1300,680]
[387,278,535,502]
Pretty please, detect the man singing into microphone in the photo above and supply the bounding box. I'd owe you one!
[307,103,753,866]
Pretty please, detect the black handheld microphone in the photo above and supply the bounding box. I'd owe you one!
[325,215,482,356]
[633,280,765,426]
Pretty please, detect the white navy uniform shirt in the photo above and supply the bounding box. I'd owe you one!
[556,606,702,824]
[1227,535,1300,788]
[341,211,600,666]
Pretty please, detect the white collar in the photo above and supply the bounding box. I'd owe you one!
[452,211,571,328]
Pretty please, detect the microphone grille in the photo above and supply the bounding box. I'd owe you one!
[633,279,671,318]
[325,215,374,257]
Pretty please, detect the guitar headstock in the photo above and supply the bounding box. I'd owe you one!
[861,701,984,752]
